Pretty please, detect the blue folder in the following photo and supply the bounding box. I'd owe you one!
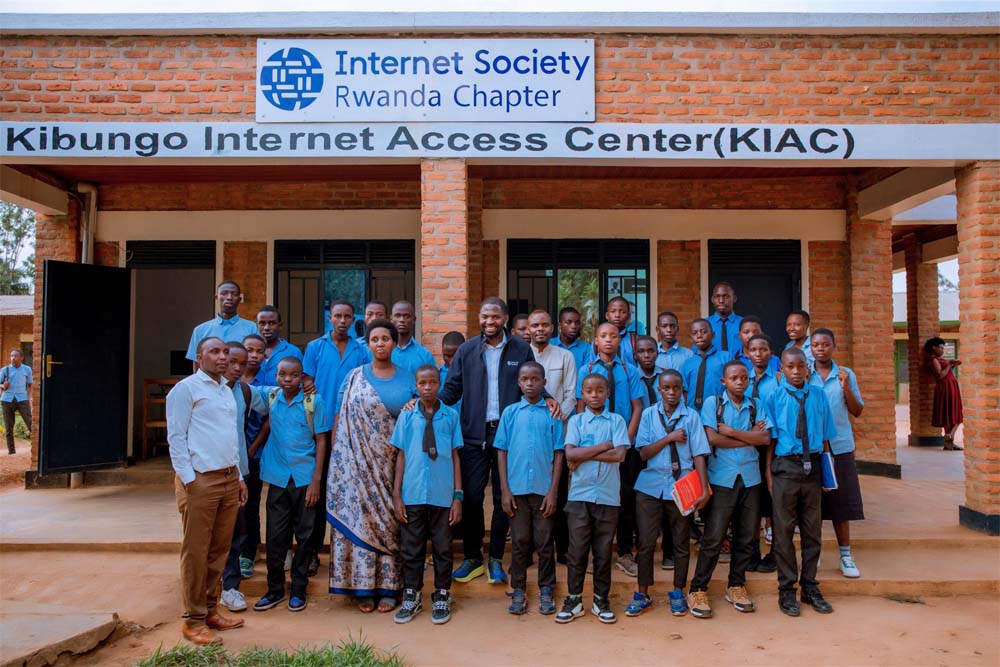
[821,452,838,491]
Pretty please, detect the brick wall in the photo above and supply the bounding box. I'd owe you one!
[2,35,997,122]
[656,240,701,330]
[466,178,484,334]
[0,315,32,361]
[807,240,850,357]
[94,240,120,266]
[904,234,941,442]
[223,241,267,319]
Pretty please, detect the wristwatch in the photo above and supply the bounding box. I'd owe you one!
[453,490,464,501]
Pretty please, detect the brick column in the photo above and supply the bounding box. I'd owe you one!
[467,177,484,334]
[846,186,899,476]
[903,234,942,446]
[807,241,850,349]
[420,159,470,359]
[223,241,267,318]
[656,241,701,326]
[955,161,1000,535]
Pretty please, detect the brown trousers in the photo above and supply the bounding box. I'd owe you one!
[174,467,241,623]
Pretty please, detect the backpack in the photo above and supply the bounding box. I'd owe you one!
[713,395,757,457]
[268,387,316,435]
[240,381,251,425]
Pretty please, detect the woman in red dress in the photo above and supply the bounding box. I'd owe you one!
[924,337,964,451]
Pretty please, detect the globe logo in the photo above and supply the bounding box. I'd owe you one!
[259,47,324,111]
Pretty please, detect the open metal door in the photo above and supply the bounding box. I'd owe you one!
[39,260,130,474]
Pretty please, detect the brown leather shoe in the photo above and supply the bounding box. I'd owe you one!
[182,623,222,646]
[205,612,245,631]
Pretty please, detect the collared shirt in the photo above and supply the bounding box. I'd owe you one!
[655,340,694,373]
[700,392,773,489]
[680,346,728,409]
[0,363,32,403]
[391,337,436,375]
[391,402,463,508]
[493,398,565,497]
[303,334,367,420]
[550,336,594,373]
[576,356,644,426]
[253,388,332,488]
[483,334,508,421]
[185,314,259,362]
[167,369,242,485]
[707,312,743,357]
[767,381,837,457]
[637,370,661,410]
[810,362,864,455]
[748,366,781,404]
[735,348,781,376]
[257,338,304,386]
[785,336,815,369]
[564,408,630,506]
[634,401,711,499]
[229,381,267,477]
[531,343,578,419]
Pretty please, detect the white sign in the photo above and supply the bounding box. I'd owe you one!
[2,123,999,162]
[255,39,595,123]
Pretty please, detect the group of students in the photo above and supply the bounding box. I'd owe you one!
[169,279,866,644]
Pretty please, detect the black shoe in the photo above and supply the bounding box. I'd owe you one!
[801,587,833,614]
[306,553,320,578]
[756,551,778,574]
[778,590,800,617]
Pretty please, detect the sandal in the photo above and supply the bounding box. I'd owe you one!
[377,596,398,613]
[357,597,376,613]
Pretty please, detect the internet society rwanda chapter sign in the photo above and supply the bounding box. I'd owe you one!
[256,39,595,123]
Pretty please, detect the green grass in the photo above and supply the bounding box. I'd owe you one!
[136,636,405,667]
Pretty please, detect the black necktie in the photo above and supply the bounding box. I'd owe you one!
[418,400,439,460]
[641,375,658,405]
[720,318,729,352]
[657,411,683,480]
[785,388,811,473]
[752,374,762,400]
[597,359,616,413]
[693,350,708,410]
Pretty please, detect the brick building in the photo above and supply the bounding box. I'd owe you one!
[0,10,997,533]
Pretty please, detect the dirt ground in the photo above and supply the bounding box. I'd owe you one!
[0,441,31,489]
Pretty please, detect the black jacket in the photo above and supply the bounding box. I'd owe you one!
[439,333,541,446]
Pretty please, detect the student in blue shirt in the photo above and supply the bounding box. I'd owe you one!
[680,319,728,412]
[185,280,259,368]
[356,301,388,346]
[250,357,332,614]
[707,282,743,358]
[510,313,531,343]
[785,310,815,369]
[237,334,269,577]
[551,306,594,372]
[390,300,435,374]
[654,311,694,373]
[1,349,32,455]
[734,316,780,375]
[255,305,303,385]
[810,329,865,580]
[439,331,464,389]
[556,373,629,626]
[745,333,781,574]
[634,336,662,410]
[625,370,710,619]
[391,365,463,626]
[688,361,774,619]
[495,362,565,617]
[766,347,837,617]
[604,296,639,367]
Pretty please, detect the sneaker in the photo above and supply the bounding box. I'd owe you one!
[778,590,800,616]
[453,558,485,583]
[661,556,674,571]
[239,557,254,579]
[394,589,422,624]
[288,595,307,612]
[487,558,507,585]
[431,590,451,625]
[725,585,755,613]
[668,589,689,616]
[801,587,834,614]
[615,553,638,577]
[508,589,527,615]
[555,595,584,624]
[283,552,292,571]
[624,592,653,617]
[253,592,284,611]
[688,590,712,619]
[539,586,556,615]
[765,526,773,545]
[306,553,320,578]
[757,551,778,574]
[592,595,616,624]
[719,538,732,563]
[839,555,861,578]
[221,588,246,612]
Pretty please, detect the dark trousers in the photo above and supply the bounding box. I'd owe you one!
[306,447,331,557]
[3,399,30,453]
[565,501,618,599]
[771,455,823,593]
[457,425,508,561]
[400,504,453,591]
[616,448,642,555]
[554,457,570,557]
[265,480,316,598]
[636,491,691,590]
[222,505,247,590]
[510,493,556,591]
[239,458,263,562]
[691,477,760,591]
[756,445,773,519]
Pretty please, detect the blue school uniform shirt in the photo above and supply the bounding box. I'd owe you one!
[748,366,781,404]
[634,401,711,499]
[391,338,436,375]
[707,312,743,358]
[700,393,773,489]
[303,334,367,420]
[680,346,727,410]
[253,388,332,488]
[576,357,644,427]
[391,402,463,508]
[230,381,268,476]
[493,398,565,497]
[810,362,863,455]
[785,336,815,369]
[767,381,837,457]
[185,314,259,362]
[735,348,781,376]
[339,364,416,419]
[616,329,639,368]
[0,364,32,402]
[654,340,694,373]
[564,408,630,506]
[550,337,594,372]
[256,339,303,385]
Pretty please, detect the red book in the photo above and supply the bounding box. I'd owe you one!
[671,469,707,516]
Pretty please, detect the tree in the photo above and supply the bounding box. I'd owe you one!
[937,270,958,292]
[0,202,35,295]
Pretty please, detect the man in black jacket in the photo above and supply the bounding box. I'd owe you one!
[440,296,561,585]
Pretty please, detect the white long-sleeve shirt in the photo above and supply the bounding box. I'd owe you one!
[167,369,241,485]
[531,342,578,419]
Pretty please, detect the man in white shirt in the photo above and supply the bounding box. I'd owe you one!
[167,336,248,646]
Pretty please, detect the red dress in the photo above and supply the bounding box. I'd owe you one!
[931,358,963,428]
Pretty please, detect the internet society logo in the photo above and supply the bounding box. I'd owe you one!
[259,47,324,111]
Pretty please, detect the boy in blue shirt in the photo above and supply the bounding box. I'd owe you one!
[390,301,436,374]
[255,305,303,385]
[557,374,630,625]
[1,349,32,455]
[634,336,661,410]
[239,334,268,578]
[604,297,639,367]
[654,311,694,373]
[766,347,837,617]
[688,361,773,619]
[392,365,463,625]
[785,310,815,369]
[707,282,743,357]
[552,307,594,372]
[745,333,780,574]
[495,362,565,616]
[250,357,332,614]
[681,319,728,412]
[735,316,780,375]
[624,370,710,619]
